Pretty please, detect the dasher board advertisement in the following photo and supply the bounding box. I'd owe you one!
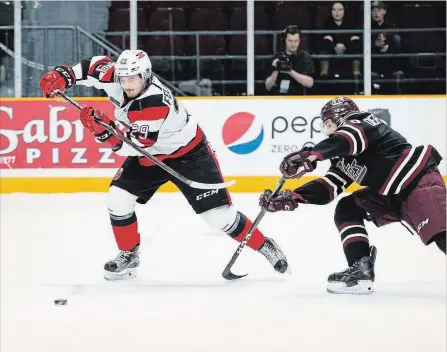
[0,96,445,186]
[188,96,447,176]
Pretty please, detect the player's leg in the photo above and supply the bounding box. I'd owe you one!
[104,157,169,280]
[168,142,289,273]
[105,186,140,280]
[327,188,397,294]
[199,205,288,273]
[400,167,446,254]
[430,232,446,253]
[335,194,371,266]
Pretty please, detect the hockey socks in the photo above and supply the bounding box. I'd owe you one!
[228,212,265,250]
[338,221,370,266]
[110,212,140,251]
[335,196,370,266]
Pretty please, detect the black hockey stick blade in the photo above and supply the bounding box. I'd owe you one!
[221,208,267,280]
[222,177,287,281]
[222,269,247,280]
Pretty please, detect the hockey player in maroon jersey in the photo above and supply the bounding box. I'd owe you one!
[259,96,445,294]
[39,49,289,280]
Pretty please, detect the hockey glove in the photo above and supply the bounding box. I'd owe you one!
[259,189,299,212]
[280,147,317,179]
[80,107,122,149]
[39,65,75,98]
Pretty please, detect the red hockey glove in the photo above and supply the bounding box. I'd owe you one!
[80,107,122,148]
[259,190,299,212]
[39,65,75,98]
[279,147,317,179]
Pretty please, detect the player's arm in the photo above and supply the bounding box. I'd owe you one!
[310,122,369,161]
[79,93,171,156]
[277,123,369,181]
[291,165,353,205]
[259,165,353,212]
[39,56,115,97]
[71,56,115,87]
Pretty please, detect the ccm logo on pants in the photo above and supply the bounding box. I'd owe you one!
[196,189,219,200]
[417,218,429,233]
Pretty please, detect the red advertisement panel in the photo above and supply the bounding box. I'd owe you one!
[0,99,126,169]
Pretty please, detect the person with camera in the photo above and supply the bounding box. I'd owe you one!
[265,25,315,95]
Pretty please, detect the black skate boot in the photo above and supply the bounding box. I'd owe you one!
[327,246,377,294]
[104,244,140,281]
[258,237,290,274]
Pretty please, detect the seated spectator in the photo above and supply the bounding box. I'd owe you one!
[319,2,361,78]
[371,1,404,78]
[264,25,314,95]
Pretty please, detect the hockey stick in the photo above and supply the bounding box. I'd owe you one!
[222,176,287,280]
[55,90,236,190]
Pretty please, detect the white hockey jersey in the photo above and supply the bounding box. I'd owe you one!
[70,56,204,166]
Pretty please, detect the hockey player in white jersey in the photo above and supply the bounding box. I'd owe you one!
[39,49,289,280]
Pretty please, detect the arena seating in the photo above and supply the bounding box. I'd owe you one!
[105,1,446,95]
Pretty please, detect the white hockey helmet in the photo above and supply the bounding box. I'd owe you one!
[115,49,152,81]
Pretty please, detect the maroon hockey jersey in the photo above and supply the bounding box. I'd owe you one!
[293,112,442,204]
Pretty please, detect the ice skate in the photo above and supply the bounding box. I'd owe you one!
[258,237,290,274]
[327,246,377,294]
[104,245,140,281]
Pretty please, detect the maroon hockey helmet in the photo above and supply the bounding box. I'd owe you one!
[320,96,360,127]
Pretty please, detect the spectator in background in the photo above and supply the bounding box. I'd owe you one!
[319,2,361,79]
[371,1,404,78]
[265,25,314,95]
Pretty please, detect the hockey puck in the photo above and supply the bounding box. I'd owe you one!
[54,299,67,306]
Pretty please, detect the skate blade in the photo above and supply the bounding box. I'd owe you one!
[327,280,374,295]
[104,267,138,281]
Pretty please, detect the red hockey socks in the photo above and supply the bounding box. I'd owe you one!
[229,212,265,250]
[110,212,140,251]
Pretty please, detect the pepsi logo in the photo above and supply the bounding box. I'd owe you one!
[222,112,264,154]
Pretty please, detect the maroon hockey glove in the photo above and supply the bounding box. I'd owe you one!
[280,147,317,179]
[259,189,299,212]
[39,65,75,98]
[80,107,122,147]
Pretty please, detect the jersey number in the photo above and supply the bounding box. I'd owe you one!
[96,63,113,73]
[130,124,152,140]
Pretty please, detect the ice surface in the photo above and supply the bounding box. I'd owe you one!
[1,192,445,352]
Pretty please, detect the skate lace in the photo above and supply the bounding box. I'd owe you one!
[340,257,368,275]
[342,260,361,273]
[114,251,133,266]
[260,240,284,265]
